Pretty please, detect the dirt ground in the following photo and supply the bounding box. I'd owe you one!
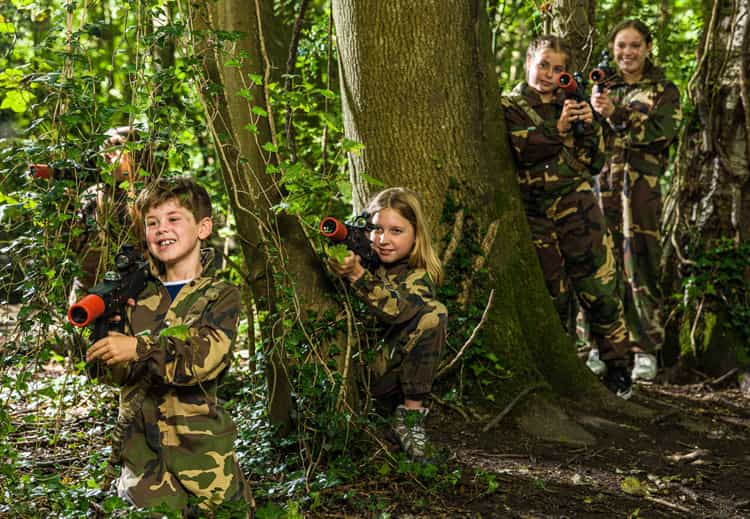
[358,378,750,518]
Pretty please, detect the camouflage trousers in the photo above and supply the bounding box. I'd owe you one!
[599,168,664,352]
[372,301,448,400]
[521,181,629,361]
[116,405,253,516]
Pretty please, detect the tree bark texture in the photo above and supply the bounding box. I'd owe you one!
[662,0,750,373]
[546,0,597,71]
[186,0,337,430]
[332,0,610,410]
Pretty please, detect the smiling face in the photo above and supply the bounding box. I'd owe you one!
[369,208,416,264]
[526,48,567,101]
[613,27,651,82]
[144,198,212,279]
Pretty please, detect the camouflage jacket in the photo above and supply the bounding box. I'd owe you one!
[601,63,681,177]
[351,259,444,347]
[90,249,242,491]
[502,82,606,192]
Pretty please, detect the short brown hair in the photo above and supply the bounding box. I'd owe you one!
[136,177,212,222]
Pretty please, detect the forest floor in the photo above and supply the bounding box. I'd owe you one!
[312,374,750,518]
[2,306,750,518]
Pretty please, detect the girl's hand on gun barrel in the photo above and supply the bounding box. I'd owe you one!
[327,252,365,283]
[87,332,137,365]
[558,100,593,134]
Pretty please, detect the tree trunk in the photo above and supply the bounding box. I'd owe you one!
[546,0,597,70]
[185,0,336,431]
[662,0,750,374]
[332,0,628,441]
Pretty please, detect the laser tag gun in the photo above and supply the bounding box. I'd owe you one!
[29,155,98,181]
[67,244,150,343]
[320,212,380,271]
[589,50,614,93]
[556,71,588,137]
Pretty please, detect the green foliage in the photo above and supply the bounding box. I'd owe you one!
[679,237,750,357]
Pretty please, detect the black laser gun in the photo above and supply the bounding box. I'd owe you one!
[589,50,614,93]
[320,213,380,271]
[67,244,149,343]
[557,71,588,137]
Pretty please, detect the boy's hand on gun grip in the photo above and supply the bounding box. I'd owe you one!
[86,332,138,365]
[327,252,366,283]
[591,90,615,118]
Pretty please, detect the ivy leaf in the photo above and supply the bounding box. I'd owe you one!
[325,244,350,264]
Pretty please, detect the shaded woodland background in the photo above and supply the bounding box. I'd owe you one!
[0,0,748,517]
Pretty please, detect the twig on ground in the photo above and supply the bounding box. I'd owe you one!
[709,368,738,387]
[483,383,545,433]
[436,289,495,379]
[645,495,693,513]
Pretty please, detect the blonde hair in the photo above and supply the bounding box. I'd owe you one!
[366,187,443,285]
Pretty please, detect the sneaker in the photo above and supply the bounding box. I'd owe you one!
[603,365,633,400]
[585,349,607,377]
[631,353,657,381]
[392,405,429,460]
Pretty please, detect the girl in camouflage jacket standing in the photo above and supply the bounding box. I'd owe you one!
[591,20,681,381]
[328,187,448,460]
[502,35,632,399]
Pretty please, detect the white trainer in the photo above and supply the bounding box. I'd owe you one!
[586,349,607,377]
[632,352,657,381]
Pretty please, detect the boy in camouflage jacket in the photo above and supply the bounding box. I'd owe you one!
[85,178,252,516]
[502,35,632,398]
[592,20,681,373]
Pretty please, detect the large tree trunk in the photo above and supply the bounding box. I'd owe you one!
[332,0,629,442]
[662,0,750,375]
[185,0,337,431]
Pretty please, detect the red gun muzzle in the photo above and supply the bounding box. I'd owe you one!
[68,294,106,327]
[556,72,579,94]
[320,217,348,242]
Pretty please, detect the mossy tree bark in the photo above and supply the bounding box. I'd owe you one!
[332,0,626,439]
[662,0,750,375]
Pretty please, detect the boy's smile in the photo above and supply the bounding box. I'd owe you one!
[144,199,212,281]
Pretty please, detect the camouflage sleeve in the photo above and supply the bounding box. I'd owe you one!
[582,120,607,175]
[608,81,681,154]
[502,101,564,167]
[351,268,434,325]
[133,284,241,386]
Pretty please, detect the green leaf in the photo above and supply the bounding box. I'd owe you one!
[621,476,647,496]
[1,90,33,113]
[325,244,350,264]
[360,172,384,187]
[251,105,268,117]
[159,324,190,341]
